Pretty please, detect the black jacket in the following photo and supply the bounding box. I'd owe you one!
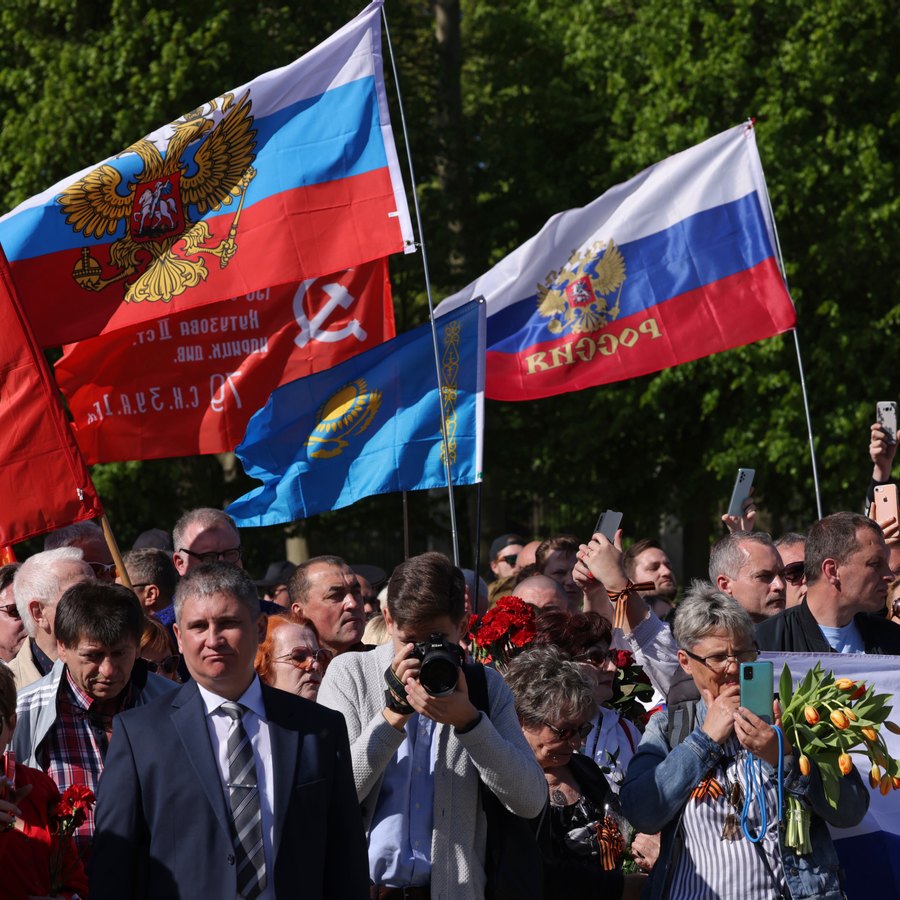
[755,598,900,655]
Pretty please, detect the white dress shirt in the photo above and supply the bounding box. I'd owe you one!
[197,677,275,900]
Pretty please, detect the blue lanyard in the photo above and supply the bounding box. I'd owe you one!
[740,724,784,843]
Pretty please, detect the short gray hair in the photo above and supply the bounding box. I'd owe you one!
[172,507,238,551]
[673,580,755,650]
[504,646,597,727]
[774,531,805,551]
[708,531,774,581]
[14,547,87,638]
[43,521,103,551]
[173,561,259,623]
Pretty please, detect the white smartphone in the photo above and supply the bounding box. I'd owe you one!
[727,468,755,518]
[594,509,623,542]
[877,401,897,445]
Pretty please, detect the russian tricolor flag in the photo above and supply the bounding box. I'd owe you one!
[435,123,795,401]
[0,0,413,348]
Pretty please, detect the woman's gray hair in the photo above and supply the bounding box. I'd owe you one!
[504,646,597,726]
[673,580,755,650]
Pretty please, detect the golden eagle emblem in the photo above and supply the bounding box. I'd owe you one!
[305,379,382,459]
[536,239,626,334]
[57,91,257,304]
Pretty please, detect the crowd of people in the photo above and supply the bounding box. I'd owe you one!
[0,420,899,898]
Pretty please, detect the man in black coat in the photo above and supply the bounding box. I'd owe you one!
[756,512,900,655]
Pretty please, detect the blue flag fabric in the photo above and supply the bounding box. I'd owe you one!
[227,300,485,525]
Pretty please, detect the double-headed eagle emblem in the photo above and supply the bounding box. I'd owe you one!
[57,91,257,303]
[536,239,626,334]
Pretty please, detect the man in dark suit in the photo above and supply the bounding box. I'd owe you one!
[90,562,369,899]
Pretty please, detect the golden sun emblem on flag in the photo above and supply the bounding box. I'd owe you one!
[536,239,626,334]
[305,378,382,459]
[57,91,257,304]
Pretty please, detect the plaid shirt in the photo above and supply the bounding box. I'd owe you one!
[44,672,131,861]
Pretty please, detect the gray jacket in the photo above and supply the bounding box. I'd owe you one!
[13,658,178,767]
[317,642,547,900]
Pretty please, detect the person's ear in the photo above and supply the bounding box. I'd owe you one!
[677,648,692,676]
[822,558,839,587]
[715,574,731,594]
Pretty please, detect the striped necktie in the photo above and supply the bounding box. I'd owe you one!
[221,701,266,900]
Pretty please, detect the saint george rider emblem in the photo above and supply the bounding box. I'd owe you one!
[536,239,626,335]
[131,173,185,243]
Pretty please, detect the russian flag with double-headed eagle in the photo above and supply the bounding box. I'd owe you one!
[0,0,412,348]
[435,123,795,401]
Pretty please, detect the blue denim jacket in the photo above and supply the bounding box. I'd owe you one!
[620,702,869,900]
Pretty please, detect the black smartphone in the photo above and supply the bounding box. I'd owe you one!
[594,510,623,542]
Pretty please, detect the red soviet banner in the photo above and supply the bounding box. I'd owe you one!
[0,244,103,543]
[55,260,395,464]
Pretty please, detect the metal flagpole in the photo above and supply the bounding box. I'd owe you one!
[754,122,824,520]
[473,482,483,615]
[382,5,460,564]
[402,491,411,560]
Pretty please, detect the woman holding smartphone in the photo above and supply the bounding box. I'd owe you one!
[616,584,868,900]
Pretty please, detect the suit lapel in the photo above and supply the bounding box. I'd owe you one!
[171,681,232,837]
[263,684,301,851]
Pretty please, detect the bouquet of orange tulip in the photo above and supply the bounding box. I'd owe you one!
[778,663,900,854]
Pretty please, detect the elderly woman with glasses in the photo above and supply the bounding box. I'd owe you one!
[254,613,332,701]
[505,646,646,900]
[533,608,642,793]
[619,582,869,900]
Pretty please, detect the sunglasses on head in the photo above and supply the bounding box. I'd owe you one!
[0,602,20,619]
[87,561,117,577]
[142,655,180,675]
[783,562,805,585]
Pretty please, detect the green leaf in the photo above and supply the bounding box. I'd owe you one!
[779,664,794,709]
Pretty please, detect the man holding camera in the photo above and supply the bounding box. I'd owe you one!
[318,551,546,899]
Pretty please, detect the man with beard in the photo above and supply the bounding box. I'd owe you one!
[623,540,678,621]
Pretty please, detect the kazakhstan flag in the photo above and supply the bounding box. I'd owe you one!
[227,299,485,526]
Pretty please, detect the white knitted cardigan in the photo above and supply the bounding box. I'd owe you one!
[318,641,547,900]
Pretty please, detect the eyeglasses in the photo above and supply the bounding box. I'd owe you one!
[497,553,518,567]
[682,645,759,672]
[783,562,805,585]
[0,603,20,619]
[178,547,242,565]
[275,648,332,671]
[541,720,593,741]
[572,648,618,667]
[87,561,117,577]
[142,655,180,675]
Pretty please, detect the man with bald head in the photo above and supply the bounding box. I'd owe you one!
[289,555,366,655]
[515,574,576,613]
[172,507,243,577]
[45,521,116,582]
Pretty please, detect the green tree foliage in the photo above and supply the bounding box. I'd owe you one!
[0,1,896,579]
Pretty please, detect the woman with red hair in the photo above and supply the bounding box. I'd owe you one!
[254,613,331,701]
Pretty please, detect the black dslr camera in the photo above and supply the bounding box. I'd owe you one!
[410,633,464,696]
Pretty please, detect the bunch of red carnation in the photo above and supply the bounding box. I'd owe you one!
[49,784,95,893]
[469,595,536,671]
